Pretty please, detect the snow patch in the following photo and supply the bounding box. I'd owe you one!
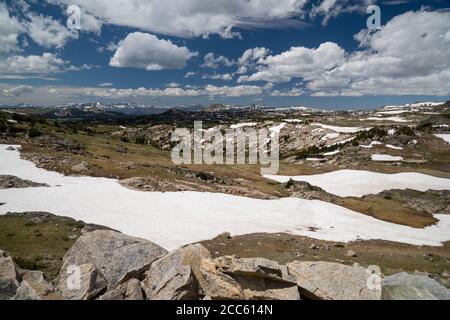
[312,123,366,134]
[323,150,340,156]
[385,144,404,150]
[269,123,286,138]
[230,122,257,129]
[1,145,450,249]
[364,116,411,123]
[264,169,450,198]
[360,141,382,149]
[284,119,302,123]
[371,154,404,162]
[435,134,450,144]
[376,110,410,115]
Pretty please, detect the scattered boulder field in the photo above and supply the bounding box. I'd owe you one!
[0,214,449,300]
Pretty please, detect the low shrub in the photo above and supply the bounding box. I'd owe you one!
[28,128,42,138]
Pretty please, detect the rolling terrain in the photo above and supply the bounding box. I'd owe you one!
[1,101,449,299]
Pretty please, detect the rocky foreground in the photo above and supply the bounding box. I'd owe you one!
[1,226,449,300]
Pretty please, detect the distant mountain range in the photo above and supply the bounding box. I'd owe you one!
[0,102,206,116]
[0,102,445,119]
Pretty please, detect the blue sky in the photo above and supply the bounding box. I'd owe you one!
[0,0,449,109]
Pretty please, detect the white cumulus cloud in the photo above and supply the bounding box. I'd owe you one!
[0,85,34,97]
[25,12,78,49]
[202,73,233,81]
[201,53,235,68]
[42,84,265,99]
[239,42,345,83]
[240,10,450,96]
[0,52,90,80]
[46,0,309,38]
[0,53,72,74]
[204,84,263,97]
[109,32,198,71]
[0,4,24,53]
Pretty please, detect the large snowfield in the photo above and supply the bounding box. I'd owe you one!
[1,145,450,250]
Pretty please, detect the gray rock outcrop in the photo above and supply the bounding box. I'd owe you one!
[382,272,450,300]
[141,244,210,300]
[197,256,300,300]
[382,286,439,300]
[13,269,60,300]
[0,250,20,300]
[55,230,167,300]
[57,230,167,287]
[98,278,144,300]
[287,261,382,300]
[0,278,18,300]
[0,175,49,189]
[57,263,107,300]
[0,250,19,281]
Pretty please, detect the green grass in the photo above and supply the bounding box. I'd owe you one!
[0,215,84,280]
[341,196,438,228]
